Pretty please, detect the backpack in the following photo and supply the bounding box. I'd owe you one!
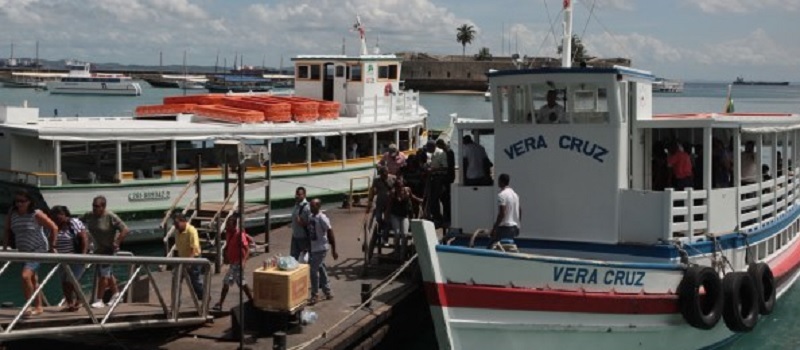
[67,224,82,253]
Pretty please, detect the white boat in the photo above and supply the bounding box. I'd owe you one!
[653,77,685,93]
[2,72,66,89]
[176,78,207,90]
[412,2,800,349]
[0,27,426,242]
[46,63,142,96]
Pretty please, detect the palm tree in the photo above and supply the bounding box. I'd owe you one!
[456,24,476,57]
[557,34,591,64]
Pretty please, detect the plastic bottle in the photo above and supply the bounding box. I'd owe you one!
[300,310,318,325]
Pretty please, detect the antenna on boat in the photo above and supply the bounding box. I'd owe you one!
[561,0,573,68]
[374,34,381,55]
[353,15,367,56]
[214,50,219,74]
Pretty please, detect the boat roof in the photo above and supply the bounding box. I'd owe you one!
[0,112,426,142]
[292,54,399,62]
[641,112,800,132]
[488,66,655,80]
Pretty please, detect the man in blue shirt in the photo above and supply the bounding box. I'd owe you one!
[307,198,338,305]
[290,187,311,260]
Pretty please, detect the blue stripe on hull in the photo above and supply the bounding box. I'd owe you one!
[448,203,800,261]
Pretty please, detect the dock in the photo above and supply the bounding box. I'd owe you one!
[1,206,424,350]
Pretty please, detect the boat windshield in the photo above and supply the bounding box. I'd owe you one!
[495,82,610,125]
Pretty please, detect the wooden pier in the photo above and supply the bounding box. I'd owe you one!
[1,207,424,350]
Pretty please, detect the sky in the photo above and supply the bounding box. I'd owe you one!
[1,0,799,82]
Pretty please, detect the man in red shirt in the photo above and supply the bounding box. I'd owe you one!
[212,214,254,311]
[667,142,694,190]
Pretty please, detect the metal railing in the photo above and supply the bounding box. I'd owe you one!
[0,251,211,341]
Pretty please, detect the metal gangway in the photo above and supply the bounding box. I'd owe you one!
[0,251,211,342]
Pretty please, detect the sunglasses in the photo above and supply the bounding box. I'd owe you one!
[92,204,104,208]
[14,199,29,204]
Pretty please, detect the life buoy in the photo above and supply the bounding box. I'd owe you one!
[747,263,776,315]
[384,83,393,96]
[678,266,723,330]
[722,271,759,332]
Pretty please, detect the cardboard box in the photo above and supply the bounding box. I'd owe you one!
[253,264,310,311]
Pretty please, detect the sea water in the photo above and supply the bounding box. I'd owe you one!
[1,83,800,349]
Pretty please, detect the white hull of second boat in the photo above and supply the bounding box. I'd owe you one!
[40,164,375,217]
[47,81,142,96]
[412,219,800,350]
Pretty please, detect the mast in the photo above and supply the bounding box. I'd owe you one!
[561,0,573,68]
[182,50,187,96]
[214,50,219,73]
[354,15,367,56]
[159,50,163,73]
[35,41,39,68]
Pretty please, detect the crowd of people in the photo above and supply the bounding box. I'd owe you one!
[1,134,508,313]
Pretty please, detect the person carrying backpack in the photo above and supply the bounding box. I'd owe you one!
[51,205,89,312]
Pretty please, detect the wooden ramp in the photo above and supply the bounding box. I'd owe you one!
[0,304,200,330]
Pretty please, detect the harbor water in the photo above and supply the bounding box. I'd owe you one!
[1,82,800,349]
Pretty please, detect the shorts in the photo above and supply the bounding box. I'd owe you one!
[495,226,520,240]
[97,264,113,278]
[23,262,40,271]
[60,264,87,283]
[223,264,246,286]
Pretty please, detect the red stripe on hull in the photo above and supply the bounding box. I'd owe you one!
[425,282,680,314]
[424,235,800,314]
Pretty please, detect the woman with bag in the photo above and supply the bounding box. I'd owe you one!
[3,189,58,317]
[51,205,89,312]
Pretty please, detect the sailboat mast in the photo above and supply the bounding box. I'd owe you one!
[561,0,574,68]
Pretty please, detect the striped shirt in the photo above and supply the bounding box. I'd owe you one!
[55,218,86,254]
[10,210,48,253]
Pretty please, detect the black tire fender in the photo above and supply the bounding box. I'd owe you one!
[722,271,760,332]
[678,266,724,330]
[748,262,776,315]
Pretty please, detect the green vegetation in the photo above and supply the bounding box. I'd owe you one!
[557,34,591,63]
[456,24,477,57]
[475,47,492,61]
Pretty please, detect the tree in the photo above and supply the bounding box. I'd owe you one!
[557,34,591,64]
[475,47,492,61]
[456,24,476,58]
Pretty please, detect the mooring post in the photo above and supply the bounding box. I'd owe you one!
[361,283,372,308]
[272,332,287,350]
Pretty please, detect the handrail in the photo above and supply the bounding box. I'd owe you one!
[0,168,43,186]
[0,251,211,341]
[207,182,240,231]
[160,174,199,229]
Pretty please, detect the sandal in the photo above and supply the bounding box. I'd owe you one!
[211,304,222,312]
[308,296,318,306]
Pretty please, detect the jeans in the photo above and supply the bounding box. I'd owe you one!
[186,265,205,300]
[290,236,308,260]
[427,175,445,224]
[309,250,331,297]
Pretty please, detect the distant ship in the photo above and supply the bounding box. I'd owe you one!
[733,76,789,86]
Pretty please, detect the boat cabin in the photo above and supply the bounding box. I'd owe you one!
[292,55,402,117]
[452,66,800,250]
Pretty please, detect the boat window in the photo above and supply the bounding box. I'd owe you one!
[350,65,362,81]
[378,64,399,80]
[297,65,310,79]
[570,87,609,124]
[335,66,345,78]
[310,65,321,80]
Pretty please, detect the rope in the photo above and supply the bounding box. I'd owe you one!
[288,254,419,350]
[534,0,563,59]
[574,0,633,61]
[580,0,597,39]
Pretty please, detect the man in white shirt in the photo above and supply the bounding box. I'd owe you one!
[462,135,491,186]
[537,90,566,124]
[491,173,521,243]
[425,140,448,226]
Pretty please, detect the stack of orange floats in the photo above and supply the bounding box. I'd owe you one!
[134,94,340,124]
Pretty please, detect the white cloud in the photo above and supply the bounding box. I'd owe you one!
[701,28,800,66]
[685,0,800,13]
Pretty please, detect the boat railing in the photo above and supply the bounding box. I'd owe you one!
[0,168,58,187]
[0,251,211,341]
[354,91,421,122]
[664,188,709,242]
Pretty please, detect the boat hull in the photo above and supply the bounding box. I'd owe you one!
[411,215,800,350]
[47,81,142,96]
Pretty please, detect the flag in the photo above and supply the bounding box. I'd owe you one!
[353,15,365,39]
[564,0,571,9]
[724,84,735,113]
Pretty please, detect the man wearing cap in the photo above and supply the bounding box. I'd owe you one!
[380,144,407,176]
